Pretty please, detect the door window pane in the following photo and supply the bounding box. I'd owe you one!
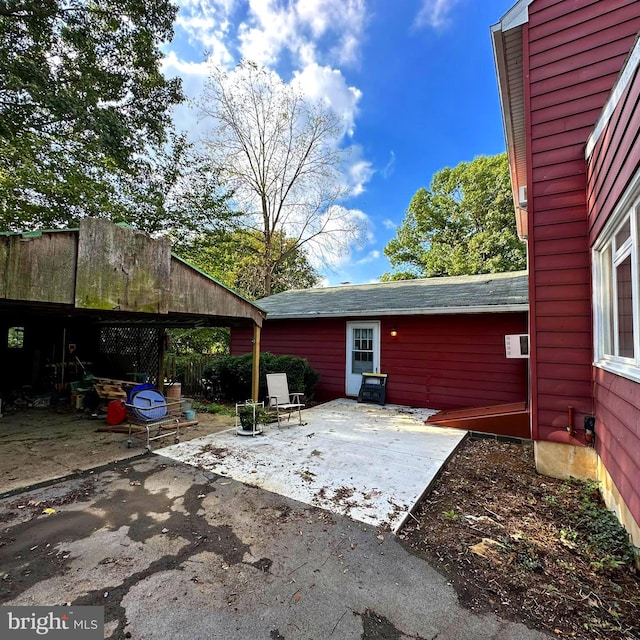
[351,328,374,374]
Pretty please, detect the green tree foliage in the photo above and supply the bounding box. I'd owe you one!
[203,352,320,403]
[175,228,320,300]
[382,153,526,280]
[0,0,183,229]
[114,137,238,242]
[197,60,365,297]
[167,328,229,357]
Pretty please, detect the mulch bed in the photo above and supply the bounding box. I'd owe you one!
[399,438,640,639]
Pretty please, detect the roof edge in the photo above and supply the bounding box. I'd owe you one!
[586,33,640,159]
[263,304,529,321]
[494,0,533,32]
[491,7,529,241]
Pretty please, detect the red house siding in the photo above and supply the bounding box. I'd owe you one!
[231,318,346,401]
[525,0,640,441]
[587,61,640,238]
[231,313,528,410]
[586,49,640,530]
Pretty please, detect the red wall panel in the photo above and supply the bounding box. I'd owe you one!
[584,19,640,532]
[231,313,528,410]
[594,369,640,526]
[525,0,640,441]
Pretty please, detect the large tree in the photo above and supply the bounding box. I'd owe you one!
[114,136,239,242]
[0,0,182,230]
[197,60,365,297]
[382,153,526,280]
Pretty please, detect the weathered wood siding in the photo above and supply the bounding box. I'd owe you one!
[75,218,171,313]
[526,0,640,440]
[232,313,528,409]
[170,259,263,326]
[0,219,263,326]
[586,50,640,532]
[0,232,76,304]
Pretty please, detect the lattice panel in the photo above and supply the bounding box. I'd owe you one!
[99,327,162,383]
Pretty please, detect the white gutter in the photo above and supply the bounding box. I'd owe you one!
[499,0,533,30]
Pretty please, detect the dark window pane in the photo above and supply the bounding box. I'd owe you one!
[615,219,631,250]
[616,255,634,358]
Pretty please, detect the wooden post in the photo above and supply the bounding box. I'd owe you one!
[251,324,261,402]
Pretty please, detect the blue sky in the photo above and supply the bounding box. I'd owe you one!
[162,0,515,286]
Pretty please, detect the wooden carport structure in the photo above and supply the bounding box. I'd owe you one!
[0,218,265,400]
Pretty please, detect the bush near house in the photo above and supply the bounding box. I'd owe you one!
[203,353,320,403]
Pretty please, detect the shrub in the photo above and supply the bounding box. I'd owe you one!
[203,353,320,403]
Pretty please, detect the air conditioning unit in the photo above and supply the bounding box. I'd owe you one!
[505,334,529,358]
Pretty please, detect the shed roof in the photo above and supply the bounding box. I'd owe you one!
[0,218,265,328]
[257,271,529,320]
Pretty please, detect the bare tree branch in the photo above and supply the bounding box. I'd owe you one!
[197,60,366,296]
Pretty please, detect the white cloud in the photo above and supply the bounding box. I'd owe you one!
[356,249,380,265]
[414,0,462,30]
[382,150,396,178]
[236,0,366,68]
[382,218,397,230]
[174,1,235,68]
[346,157,374,197]
[161,51,209,78]
[291,63,361,137]
[161,52,210,133]
[170,1,368,142]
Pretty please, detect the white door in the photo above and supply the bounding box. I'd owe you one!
[345,321,380,396]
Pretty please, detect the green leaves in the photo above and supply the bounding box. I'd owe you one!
[382,153,526,280]
[0,0,183,230]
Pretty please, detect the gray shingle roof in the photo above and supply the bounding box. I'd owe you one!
[256,271,529,319]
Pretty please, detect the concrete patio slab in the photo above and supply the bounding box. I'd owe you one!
[158,398,467,532]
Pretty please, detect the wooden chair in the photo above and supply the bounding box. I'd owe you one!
[266,373,305,427]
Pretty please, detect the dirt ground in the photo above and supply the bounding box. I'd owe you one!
[0,405,235,495]
[400,438,640,640]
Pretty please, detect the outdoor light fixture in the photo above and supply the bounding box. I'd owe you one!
[390,328,398,337]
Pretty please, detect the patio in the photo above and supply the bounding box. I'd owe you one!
[158,398,468,532]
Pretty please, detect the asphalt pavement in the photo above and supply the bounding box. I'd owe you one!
[0,455,550,639]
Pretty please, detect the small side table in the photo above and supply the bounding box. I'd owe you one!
[235,400,265,436]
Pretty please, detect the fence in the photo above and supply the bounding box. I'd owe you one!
[163,354,221,398]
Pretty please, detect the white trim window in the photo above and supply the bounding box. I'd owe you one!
[593,191,640,382]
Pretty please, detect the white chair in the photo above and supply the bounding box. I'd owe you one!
[266,373,305,427]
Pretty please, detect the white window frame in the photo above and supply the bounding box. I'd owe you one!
[592,170,640,383]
